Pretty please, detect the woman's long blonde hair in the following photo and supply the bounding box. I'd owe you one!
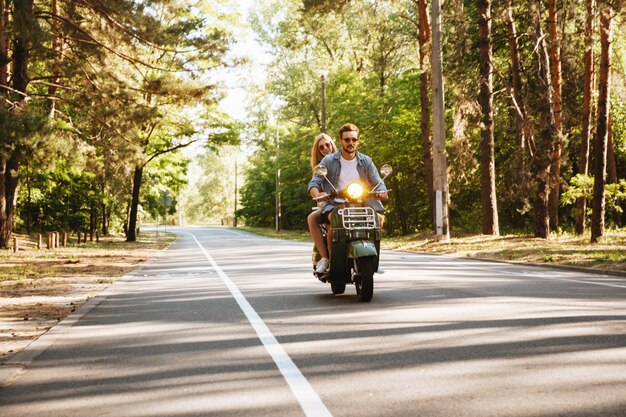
[310,133,337,171]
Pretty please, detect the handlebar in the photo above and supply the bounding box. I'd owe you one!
[313,189,391,202]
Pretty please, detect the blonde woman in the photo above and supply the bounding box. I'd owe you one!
[308,133,337,273]
[310,133,337,171]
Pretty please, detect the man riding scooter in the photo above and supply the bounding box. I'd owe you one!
[308,123,388,275]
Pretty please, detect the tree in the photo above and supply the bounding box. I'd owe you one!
[591,2,614,243]
[0,0,44,247]
[126,111,239,241]
[237,0,626,238]
[547,0,564,230]
[530,0,557,238]
[416,0,435,231]
[141,151,188,224]
[576,0,596,234]
[504,0,534,163]
[477,0,499,235]
[0,0,244,246]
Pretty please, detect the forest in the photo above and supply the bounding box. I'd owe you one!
[235,0,626,241]
[0,0,240,247]
[1,0,625,249]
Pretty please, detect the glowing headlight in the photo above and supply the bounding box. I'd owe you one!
[347,183,364,199]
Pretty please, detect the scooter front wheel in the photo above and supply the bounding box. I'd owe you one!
[354,257,374,302]
[331,281,346,294]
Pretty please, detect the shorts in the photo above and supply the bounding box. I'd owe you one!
[318,204,336,224]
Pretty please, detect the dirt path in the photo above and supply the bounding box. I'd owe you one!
[0,233,174,364]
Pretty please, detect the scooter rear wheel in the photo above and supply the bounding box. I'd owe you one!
[354,257,374,302]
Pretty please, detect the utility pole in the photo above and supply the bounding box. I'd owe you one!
[178,199,183,227]
[431,0,450,241]
[233,160,238,227]
[320,74,327,133]
[275,130,281,232]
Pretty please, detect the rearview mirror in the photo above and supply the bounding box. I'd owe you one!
[380,164,393,177]
[314,164,328,177]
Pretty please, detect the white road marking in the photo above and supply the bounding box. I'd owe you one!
[186,232,332,417]
[214,228,252,238]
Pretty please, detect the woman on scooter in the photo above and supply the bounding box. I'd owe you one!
[310,133,337,172]
[308,133,337,274]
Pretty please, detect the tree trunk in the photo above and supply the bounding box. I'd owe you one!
[534,172,551,238]
[0,154,19,247]
[532,0,555,239]
[575,0,595,235]
[25,161,31,235]
[392,181,409,235]
[127,165,143,242]
[477,0,499,235]
[607,114,616,184]
[89,202,95,241]
[47,0,64,118]
[0,0,32,248]
[101,203,109,236]
[417,0,434,231]
[123,202,129,236]
[607,115,621,226]
[0,0,8,89]
[453,0,468,57]
[607,114,622,226]
[590,4,612,243]
[505,0,534,159]
[12,0,32,96]
[547,0,564,231]
[547,0,563,132]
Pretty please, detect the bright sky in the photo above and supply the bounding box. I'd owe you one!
[216,0,270,122]
[182,0,269,158]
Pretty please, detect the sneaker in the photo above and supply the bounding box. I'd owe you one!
[315,257,330,274]
[376,266,385,274]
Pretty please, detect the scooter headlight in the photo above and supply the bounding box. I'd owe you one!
[347,183,364,199]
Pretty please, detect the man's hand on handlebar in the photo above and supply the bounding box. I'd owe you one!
[371,190,389,202]
[313,192,331,202]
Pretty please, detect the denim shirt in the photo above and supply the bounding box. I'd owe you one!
[308,151,388,212]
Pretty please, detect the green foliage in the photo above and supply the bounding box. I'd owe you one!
[17,166,98,233]
[0,104,48,151]
[561,174,595,205]
[241,1,444,233]
[612,98,626,180]
[7,0,626,239]
[181,146,238,224]
[561,175,626,225]
[141,151,188,220]
[237,0,626,236]
[6,0,239,239]
[237,149,279,227]
[606,181,626,215]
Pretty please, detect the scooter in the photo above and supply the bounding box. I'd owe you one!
[311,163,392,302]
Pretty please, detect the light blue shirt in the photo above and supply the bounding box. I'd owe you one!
[308,151,387,212]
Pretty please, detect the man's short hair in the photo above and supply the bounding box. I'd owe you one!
[338,123,359,139]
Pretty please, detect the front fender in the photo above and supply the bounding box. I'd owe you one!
[347,240,378,259]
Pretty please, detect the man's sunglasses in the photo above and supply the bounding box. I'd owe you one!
[341,137,359,143]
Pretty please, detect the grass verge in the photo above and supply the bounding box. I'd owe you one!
[240,227,626,273]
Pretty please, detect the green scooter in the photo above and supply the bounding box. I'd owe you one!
[312,164,392,302]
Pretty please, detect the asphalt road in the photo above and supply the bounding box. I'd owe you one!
[1,227,625,417]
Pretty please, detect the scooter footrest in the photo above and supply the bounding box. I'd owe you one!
[314,272,329,282]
